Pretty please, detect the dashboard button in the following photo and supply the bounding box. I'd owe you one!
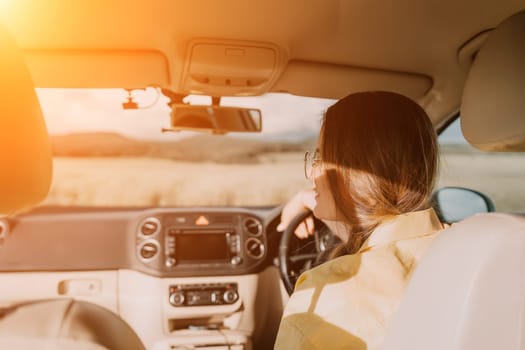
[223,290,239,304]
[211,291,222,304]
[165,257,176,267]
[230,256,242,265]
[169,291,185,306]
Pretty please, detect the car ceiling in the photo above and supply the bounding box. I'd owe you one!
[1,0,524,125]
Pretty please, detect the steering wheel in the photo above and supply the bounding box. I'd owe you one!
[278,210,334,295]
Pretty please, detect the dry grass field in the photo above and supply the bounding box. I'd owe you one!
[438,151,525,213]
[42,151,525,213]
[41,133,525,213]
[43,133,314,207]
[42,154,310,207]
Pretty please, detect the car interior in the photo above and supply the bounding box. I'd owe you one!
[1,1,525,349]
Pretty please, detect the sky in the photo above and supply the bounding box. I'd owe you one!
[36,88,466,144]
[438,118,467,144]
[36,88,334,141]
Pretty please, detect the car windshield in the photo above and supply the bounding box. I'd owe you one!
[37,88,335,208]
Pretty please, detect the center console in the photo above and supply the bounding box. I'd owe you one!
[131,210,269,350]
[135,210,267,277]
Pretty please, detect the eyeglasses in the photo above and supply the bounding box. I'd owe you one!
[304,149,320,179]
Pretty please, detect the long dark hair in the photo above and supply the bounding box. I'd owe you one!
[320,91,438,257]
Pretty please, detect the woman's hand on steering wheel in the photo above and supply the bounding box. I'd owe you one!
[277,189,317,239]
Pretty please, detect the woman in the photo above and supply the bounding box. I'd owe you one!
[274,91,443,349]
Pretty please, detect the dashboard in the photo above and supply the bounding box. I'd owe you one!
[0,206,285,350]
[0,206,280,277]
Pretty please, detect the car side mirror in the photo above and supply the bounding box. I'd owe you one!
[432,186,495,224]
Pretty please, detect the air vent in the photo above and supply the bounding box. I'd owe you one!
[245,238,265,259]
[138,217,161,237]
[243,217,262,236]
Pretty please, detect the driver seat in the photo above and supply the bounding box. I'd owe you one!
[382,10,525,350]
[0,24,145,350]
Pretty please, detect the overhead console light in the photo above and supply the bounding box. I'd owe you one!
[180,39,286,96]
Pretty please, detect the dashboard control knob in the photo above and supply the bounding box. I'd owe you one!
[140,242,158,259]
[165,257,176,267]
[169,291,185,306]
[223,290,239,304]
[230,256,242,265]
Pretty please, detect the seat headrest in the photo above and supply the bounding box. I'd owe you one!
[460,10,525,151]
[0,24,52,216]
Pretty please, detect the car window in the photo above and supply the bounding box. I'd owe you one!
[37,88,334,208]
[437,117,525,213]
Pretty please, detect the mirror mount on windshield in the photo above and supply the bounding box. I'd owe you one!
[161,88,185,106]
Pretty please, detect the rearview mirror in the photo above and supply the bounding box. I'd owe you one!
[164,105,262,134]
[432,186,495,224]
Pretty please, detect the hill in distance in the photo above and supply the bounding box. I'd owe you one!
[50,132,316,163]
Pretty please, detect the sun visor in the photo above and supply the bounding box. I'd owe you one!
[181,39,285,96]
[24,50,170,88]
[0,25,52,216]
[272,60,433,101]
[460,10,525,151]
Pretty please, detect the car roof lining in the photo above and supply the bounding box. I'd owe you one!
[2,0,525,125]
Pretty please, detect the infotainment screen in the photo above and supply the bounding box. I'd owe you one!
[175,233,230,261]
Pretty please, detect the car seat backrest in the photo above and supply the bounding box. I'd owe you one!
[383,10,525,350]
[383,213,525,350]
[0,23,144,350]
[0,24,52,216]
[461,10,525,151]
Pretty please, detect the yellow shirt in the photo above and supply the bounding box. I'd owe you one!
[274,208,443,350]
